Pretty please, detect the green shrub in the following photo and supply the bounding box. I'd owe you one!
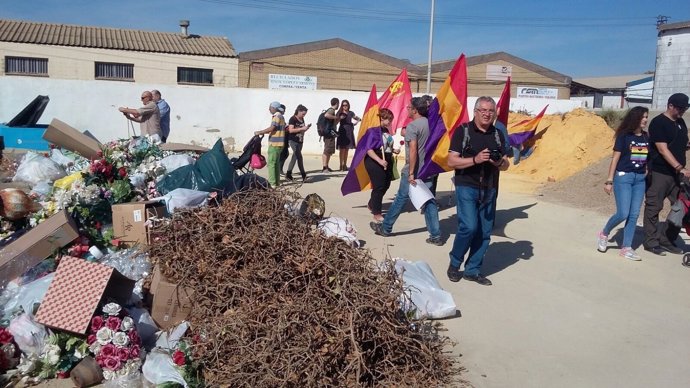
[598,109,626,129]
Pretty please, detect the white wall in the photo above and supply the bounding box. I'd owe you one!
[0,77,582,155]
[653,28,690,109]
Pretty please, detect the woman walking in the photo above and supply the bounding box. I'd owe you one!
[285,104,311,182]
[363,108,397,222]
[336,99,361,171]
[597,106,650,260]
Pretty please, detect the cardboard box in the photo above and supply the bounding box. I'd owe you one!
[160,142,209,153]
[0,209,79,288]
[43,118,102,159]
[112,201,167,247]
[36,257,134,334]
[149,267,194,330]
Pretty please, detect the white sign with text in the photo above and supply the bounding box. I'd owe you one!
[268,74,317,90]
[516,86,558,99]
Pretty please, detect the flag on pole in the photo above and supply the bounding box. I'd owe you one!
[494,77,511,153]
[508,105,548,146]
[418,55,468,179]
[372,68,412,136]
[342,85,380,195]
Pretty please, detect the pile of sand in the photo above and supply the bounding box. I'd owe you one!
[507,108,613,183]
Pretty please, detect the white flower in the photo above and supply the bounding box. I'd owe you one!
[102,302,122,316]
[121,316,134,332]
[112,332,130,347]
[102,369,113,381]
[96,327,114,345]
[42,344,61,365]
[89,342,102,355]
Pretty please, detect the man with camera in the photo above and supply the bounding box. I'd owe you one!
[446,96,510,286]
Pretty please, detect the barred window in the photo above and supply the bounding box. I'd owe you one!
[95,62,134,80]
[177,67,213,85]
[5,56,48,76]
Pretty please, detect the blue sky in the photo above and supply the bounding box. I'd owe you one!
[3,0,690,78]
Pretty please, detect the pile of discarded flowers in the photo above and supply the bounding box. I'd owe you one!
[149,189,459,386]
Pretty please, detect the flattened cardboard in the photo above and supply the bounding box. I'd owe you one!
[36,257,134,334]
[43,119,102,159]
[112,201,167,247]
[160,143,209,153]
[149,267,194,330]
[0,210,79,288]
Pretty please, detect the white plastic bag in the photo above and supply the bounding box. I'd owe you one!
[103,371,144,388]
[151,188,209,213]
[128,307,159,351]
[1,273,54,316]
[8,313,48,356]
[317,217,359,247]
[155,321,189,350]
[12,152,67,186]
[142,350,188,388]
[49,148,75,167]
[160,154,195,174]
[394,259,457,319]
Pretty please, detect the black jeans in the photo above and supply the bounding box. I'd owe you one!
[364,152,392,214]
[286,140,305,177]
[643,171,681,248]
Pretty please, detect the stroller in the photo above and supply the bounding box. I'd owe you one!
[231,135,264,174]
[669,175,690,267]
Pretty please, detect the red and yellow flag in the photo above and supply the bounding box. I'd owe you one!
[376,68,412,135]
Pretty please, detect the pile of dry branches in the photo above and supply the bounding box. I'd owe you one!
[149,189,459,387]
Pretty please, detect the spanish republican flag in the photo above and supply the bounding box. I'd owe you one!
[342,85,379,195]
[508,105,548,146]
[496,77,511,129]
[418,54,469,180]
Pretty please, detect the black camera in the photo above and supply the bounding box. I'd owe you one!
[489,149,503,162]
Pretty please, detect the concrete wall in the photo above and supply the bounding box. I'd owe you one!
[0,77,581,155]
[1,42,238,87]
[652,27,690,109]
[570,95,623,109]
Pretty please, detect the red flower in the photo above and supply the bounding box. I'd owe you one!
[127,330,140,346]
[400,140,405,145]
[0,329,13,344]
[117,347,130,362]
[118,167,127,178]
[95,353,106,367]
[172,350,186,366]
[87,334,97,345]
[56,370,70,378]
[96,151,104,158]
[105,316,121,331]
[100,343,117,358]
[103,356,121,371]
[129,344,141,359]
[91,316,105,332]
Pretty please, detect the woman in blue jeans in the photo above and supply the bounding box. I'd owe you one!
[597,106,649,260]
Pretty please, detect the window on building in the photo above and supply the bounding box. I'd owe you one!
[5,56,48,76]
[177,67,213,85]
[95,62,134,81]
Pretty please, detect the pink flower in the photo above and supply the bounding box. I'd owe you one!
[56,370,70,378]
[103,356,122,371]
[91,316,104,332]
[100,343,117,358]
[0,329,13,344]
[117,347,130,362]
[105,316,121,331]
[172,350,186,366]
[127,330,140,346]
[129,344,140,359]
[87,334,97,345]
[95,353,106,367]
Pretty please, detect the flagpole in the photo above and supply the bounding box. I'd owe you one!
[426,0,435,94]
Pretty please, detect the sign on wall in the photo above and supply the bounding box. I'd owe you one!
[516,86,558,99]
[486,65,512,81]
[268,74,317,90]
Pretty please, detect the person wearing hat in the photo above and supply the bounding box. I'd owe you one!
[642,92,689,256]
[255,101,287,186]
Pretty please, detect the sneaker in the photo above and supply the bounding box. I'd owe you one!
[301,173,308,182]
[643,246,667,256]
[369,221,390,237]
[620,247,641,261]
[447,265,463,282]
[322,167,329,173]
[285,172,294,181]
[462,273,492,286]
[660,243,683,255]
[327,167,334,172]
[597,231,608,252]
[426,237,443,246]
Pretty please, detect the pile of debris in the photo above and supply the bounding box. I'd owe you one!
[149,189,459,386]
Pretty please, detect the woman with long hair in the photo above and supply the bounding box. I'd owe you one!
[285,104,311,182]
[597,106,649,260]
[335,99,361,171]
[363,108,398,222]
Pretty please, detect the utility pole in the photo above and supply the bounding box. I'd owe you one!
[426,0,435,94]
[656,15,669,29]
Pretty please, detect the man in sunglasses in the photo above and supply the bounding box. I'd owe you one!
[119,90,162,140]
[643,93,690,256]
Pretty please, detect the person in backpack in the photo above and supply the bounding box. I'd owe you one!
[445,96,510,286]
[254,101,286,187]
[321,98,340,173]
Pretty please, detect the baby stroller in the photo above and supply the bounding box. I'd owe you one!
[231,134,265,174]
[670,175,690,267]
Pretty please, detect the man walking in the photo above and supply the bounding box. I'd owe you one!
[642,93,690,256]
[152,90,170,143]
[119,90,162,139]
[322,98,339,173]
[446,97,510,286]
[369,97,442,245]
[254,101,286,187]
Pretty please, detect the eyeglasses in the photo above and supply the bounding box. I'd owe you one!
[475,108,495,115]
[140,96,148,100]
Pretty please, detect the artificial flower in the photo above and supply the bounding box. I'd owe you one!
[102,303,122,316]
[96,327,114,345]
[105,316,121,331]
[112,332,129,347]
[120,316,134,332]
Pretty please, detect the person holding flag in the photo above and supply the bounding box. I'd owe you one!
[446,97,510,286]
[369,97,442,246]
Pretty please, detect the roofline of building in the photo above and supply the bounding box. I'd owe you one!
[658,20,690,33]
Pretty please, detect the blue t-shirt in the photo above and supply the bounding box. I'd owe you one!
[614,133,649,174]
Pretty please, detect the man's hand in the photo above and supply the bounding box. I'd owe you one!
[408,173,417,186]
[474,149,491,164]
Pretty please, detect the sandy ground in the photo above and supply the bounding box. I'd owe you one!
[30,153,690,388]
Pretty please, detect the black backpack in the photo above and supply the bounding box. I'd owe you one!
[316,109,334,137]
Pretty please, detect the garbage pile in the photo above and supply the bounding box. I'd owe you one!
[149,189,457,386]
